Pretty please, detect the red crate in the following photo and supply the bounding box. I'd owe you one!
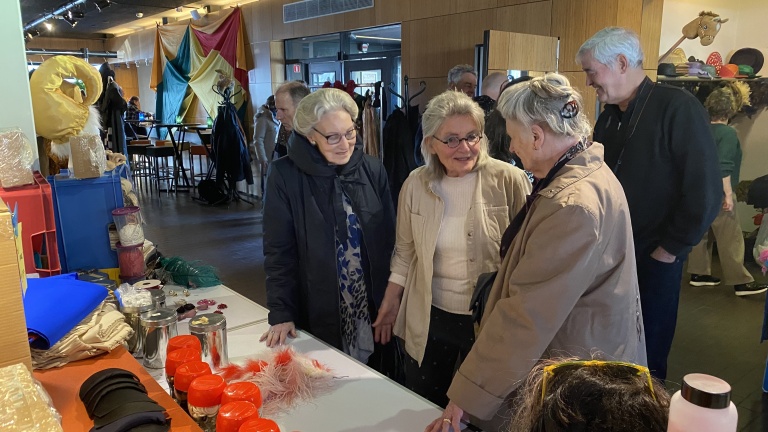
[0,172,61,277]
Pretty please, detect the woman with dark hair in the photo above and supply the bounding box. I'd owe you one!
[485,76,533,168]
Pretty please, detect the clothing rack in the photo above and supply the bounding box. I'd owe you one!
[388,75,427,121]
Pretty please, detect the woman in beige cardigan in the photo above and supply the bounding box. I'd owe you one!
[427,74,647,432]
[372,90,530,407]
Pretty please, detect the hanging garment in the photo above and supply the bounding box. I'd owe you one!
[362,99,380,158]
[100,80,127,154]
[382,108,417,207]
[211,99,253,190]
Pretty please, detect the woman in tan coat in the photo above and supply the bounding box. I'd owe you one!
[427,74,647,432]
[372,90,530,407]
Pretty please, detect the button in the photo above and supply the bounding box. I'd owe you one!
[469,258,475,263]
[467,232,473,237]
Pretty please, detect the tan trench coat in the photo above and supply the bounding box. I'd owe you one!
[447,143,647,420]
[391,157,531,365]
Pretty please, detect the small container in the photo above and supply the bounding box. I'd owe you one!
[174,361,212,414]
[239,418,281,432]
[189,313,229,371]
[148,289,166,309]
[216,401,260,432]
[667,373,738,432]
[112,206,145,246]
[119,302,155,356]
[188,374,227,432]
[221,382,262,409]
[116,242,145,278]
[167,334,202,357]
[140,308,178,369]
[165,347,202,398]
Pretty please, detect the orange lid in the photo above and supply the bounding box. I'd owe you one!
[165,347,202,377]
[216,401,260,432]
[174,361,212,392]
[167,335,202,356]
[187,374,227,407]
[239,418,280,432]
[221,382,262,408]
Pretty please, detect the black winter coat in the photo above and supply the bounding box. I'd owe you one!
[263,132,396,350]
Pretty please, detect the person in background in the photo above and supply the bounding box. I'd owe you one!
[273,81,310,159]
[473,71,508,114]
[509,358,670,432]
[486,76,533,167]
[374,90,530,407]
[428,74,645,432]
[688,85,768,296]
[577,27,721,381]
[261,89,396,374]
[125,96,148,136]
[252,95,279,195]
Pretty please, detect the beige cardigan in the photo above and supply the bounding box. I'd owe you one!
[391,158,531,364]
[447,143,647,420]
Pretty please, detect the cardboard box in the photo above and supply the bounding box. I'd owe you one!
[0,200,32,370]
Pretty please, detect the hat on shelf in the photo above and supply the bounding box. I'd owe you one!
[668,48,688,65]
[701,64,718,79]
[727,48,764,74]
[706,52,724,76]
[657,63,684,77]
[720,63,739,78]
[736,64,758,79]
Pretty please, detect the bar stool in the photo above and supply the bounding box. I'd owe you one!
[145,144,176,195]
[127,139,152,189]
[189,145,211,188]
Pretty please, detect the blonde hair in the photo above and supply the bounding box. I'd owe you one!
[496,73,592,140]
[420,90,489,180]
[293,88,359,137]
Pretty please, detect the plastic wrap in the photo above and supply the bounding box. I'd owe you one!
[0,128,35,188]
[0,363,63,431]
[69,134,106,179]
[115,283,153,308]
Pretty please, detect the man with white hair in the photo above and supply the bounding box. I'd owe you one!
[577,27,721,381]
[447,64,478,98]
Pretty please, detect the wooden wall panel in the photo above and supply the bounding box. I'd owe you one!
[249,1,274,43]
[450,9,495,68]
[616,0,643,32]
[552,0,619,72]
[403,77,446,113]
[455,0,498,14]
[113,64,139,101]
[640,0,664,70]
[407,15,452,78]
[498,0,547,6]
[494,1,553,37]
[411,0,453,21]
[487,30,559,72]
[316,13,346,35]
[270,40,285,85]
[375,0,411,24]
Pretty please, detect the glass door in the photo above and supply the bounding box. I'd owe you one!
[308,62,342,89]
[345,58,397,113]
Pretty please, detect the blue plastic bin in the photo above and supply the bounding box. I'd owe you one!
[49,169,125,272]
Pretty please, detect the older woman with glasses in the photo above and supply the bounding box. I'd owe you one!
[372,90,530,407]
[427,73,646,432]
[261,88,397,372]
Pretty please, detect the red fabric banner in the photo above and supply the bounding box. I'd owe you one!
[192,8,247,87]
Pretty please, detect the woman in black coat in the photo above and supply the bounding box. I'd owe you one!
[261,88,396,368]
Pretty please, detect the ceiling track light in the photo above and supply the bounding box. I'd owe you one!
[25,28,41,42]
[93,0,111,12]
[62,10,85,27]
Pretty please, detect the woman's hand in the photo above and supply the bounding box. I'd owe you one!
[372,282,404,344]
[259,322,297,347]
[425,401,467,432]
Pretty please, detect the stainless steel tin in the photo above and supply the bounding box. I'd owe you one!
[120,303,155,356]
[148,289,166,309]
[140,308,178,368]
[188,314,228,370]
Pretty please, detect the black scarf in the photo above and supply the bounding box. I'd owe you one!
[499,140,591,258]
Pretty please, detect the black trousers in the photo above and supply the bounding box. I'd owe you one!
[405,306,475,407]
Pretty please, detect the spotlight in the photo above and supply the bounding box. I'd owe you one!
[25,28,40,42]
[136,12,144,18]
[62,10,85,27]
[93,0,112,12]
[43,22,53,31]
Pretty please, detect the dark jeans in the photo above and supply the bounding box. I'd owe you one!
[404,306,475,407]
[636,246,686,381]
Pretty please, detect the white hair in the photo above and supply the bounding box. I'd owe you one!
[447,64,476,86]
[576,27,644,69]
[293,88,358,137]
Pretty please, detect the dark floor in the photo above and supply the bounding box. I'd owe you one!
[139,191,768,431]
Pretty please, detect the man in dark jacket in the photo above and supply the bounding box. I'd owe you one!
[578,27,721,381]
[273,81,309,159]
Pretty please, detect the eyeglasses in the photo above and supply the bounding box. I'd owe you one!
[432,132,482,148]
[540,360,656,405]
[312,125,357,145]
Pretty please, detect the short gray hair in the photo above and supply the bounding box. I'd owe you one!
[421,90,489,180]
[447,64,477,86]
[275,80,310,108]
[496,73,592,140]
[576,27,644,69]
[293,88,359,136]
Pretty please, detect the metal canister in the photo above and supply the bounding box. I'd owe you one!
[120,303,155,356]
[188,314,229,371]
[148,289,166,309]
[140,308,178,369]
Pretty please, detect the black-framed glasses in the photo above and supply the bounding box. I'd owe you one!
[312,125,357,145]
[432,132,482,148]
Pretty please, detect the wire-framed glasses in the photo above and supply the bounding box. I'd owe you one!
[312,125,357,145]
[432,132,482,148]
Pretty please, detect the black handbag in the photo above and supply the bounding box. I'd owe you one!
[470,271,497,325]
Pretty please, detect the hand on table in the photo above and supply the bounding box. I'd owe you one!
[259,321,297,347]
[425,401,466,432]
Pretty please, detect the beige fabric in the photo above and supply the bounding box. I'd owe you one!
[391,158,531,364]
[688,197,753,285]
[447,143,647,420]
